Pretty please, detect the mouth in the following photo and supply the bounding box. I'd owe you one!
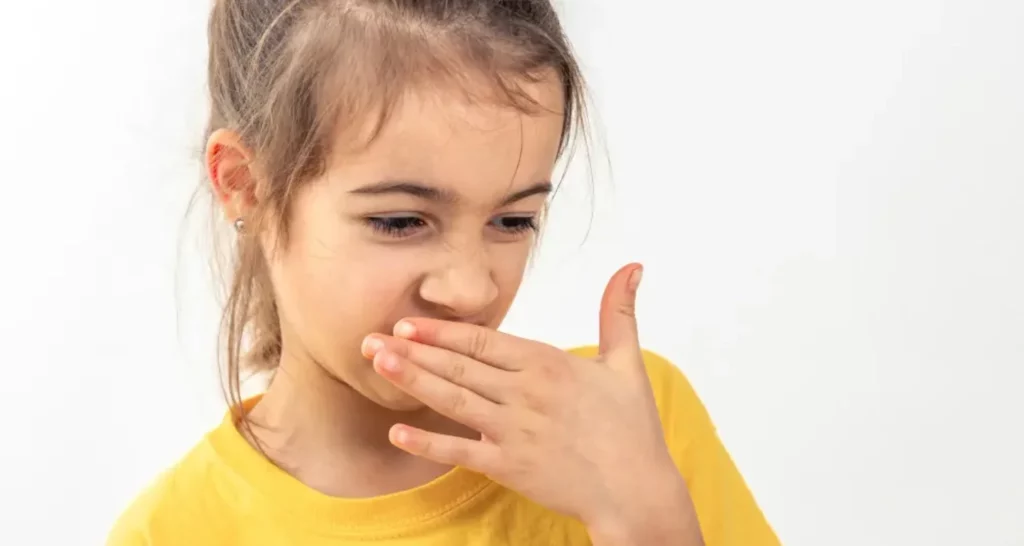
[431,318,490,328]
[408,316,492,329]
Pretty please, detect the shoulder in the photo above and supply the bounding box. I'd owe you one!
[106,437,225,546]
[106,469,174,545]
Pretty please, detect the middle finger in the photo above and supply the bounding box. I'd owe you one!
[364,335,513,404]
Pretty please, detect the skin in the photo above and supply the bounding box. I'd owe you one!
[207,72,702,545]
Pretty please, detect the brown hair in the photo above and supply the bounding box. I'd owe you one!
[202,0,589,421]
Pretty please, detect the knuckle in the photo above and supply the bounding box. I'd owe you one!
[503,450,536,481]
[468,329,489,359]
[617,301,636,318]
[538,359,570,382]
[445,357,467,384]
[518,382,552,412]
[516,420,541,444]
[447,387,469,415]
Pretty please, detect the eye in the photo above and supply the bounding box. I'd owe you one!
[489,215,538,236]
[366,216,428,238]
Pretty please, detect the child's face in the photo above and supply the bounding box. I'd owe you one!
[267,77,565,410]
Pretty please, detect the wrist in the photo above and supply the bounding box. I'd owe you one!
[584,469,703,546]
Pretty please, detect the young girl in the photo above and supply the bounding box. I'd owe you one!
[110,1,779,544]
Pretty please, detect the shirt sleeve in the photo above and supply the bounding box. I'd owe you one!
[641,348,781,546]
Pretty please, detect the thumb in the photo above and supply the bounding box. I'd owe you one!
[598,263,644,360]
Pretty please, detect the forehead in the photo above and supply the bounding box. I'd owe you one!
[325,74,566,200]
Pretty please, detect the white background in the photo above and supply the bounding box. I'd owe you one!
[1,0,1022,544]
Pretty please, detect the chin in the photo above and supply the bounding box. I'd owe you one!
[368,382,428,412]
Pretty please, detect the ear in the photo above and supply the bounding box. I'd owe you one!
[205,128,258,222]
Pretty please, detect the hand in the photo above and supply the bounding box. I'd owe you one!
[362,264,703,544]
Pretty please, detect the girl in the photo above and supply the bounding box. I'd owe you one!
[110,0,779,544]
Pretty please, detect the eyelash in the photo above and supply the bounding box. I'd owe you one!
[366,215,538,239]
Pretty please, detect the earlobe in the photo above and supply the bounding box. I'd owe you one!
[206,128,258,220]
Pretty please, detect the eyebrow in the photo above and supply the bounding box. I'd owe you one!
[349,180,553,206]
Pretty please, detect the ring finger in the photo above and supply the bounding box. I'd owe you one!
[371,347,504,439]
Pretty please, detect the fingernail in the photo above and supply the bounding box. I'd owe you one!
[628,266,644,291]
[376,351,401,373]
[362,336,384,357]
[394,321,416,338]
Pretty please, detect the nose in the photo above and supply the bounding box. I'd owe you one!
[418,246,499,320]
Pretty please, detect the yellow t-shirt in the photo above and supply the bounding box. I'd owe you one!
[108,347,779,545]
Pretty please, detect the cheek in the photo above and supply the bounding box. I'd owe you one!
[278,239,417,337]
[490,242,531,297]
[263,188,397,350]
[344,249,420,316]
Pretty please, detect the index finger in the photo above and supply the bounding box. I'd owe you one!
[393,318,548,371]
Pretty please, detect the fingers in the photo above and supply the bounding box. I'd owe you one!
[392,318,549,371]
[598,263,644,359]
[370,343,503,438]
[390,424,500,474]
[363,335,512,404]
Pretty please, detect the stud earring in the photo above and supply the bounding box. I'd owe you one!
[233,218,245,232]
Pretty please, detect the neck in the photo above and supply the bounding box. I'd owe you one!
[243,350,468,498]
